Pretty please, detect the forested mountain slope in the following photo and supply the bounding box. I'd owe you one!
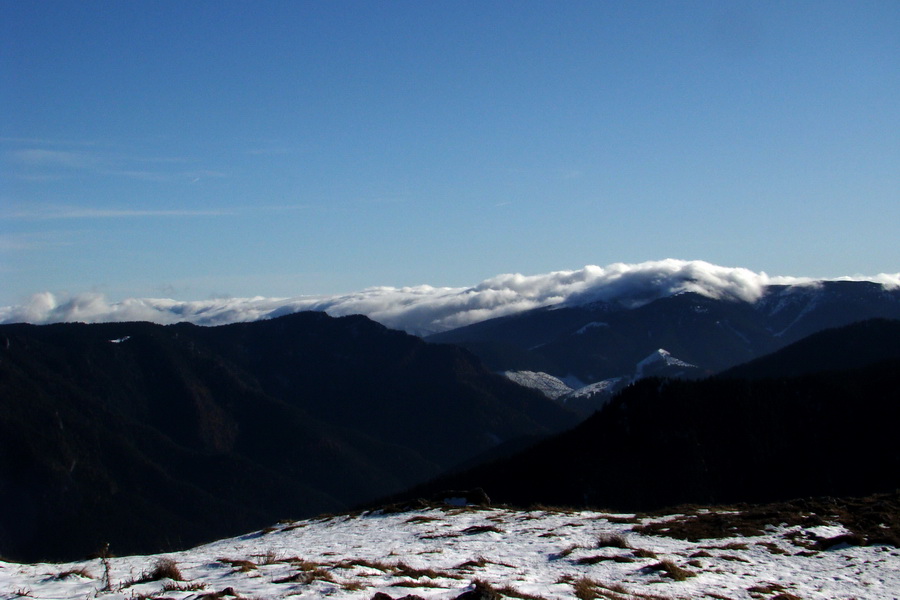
[0,312,573,561]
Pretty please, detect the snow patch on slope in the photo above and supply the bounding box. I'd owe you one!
[563,377,625,400]
[502,371,573,400]
[575,321,609,334]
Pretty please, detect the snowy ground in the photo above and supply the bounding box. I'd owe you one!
[2,504,898,600]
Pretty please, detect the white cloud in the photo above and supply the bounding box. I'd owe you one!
[559,259,803,307]
[2,260,897,335]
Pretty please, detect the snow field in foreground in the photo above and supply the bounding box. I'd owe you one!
[2,505,898,600]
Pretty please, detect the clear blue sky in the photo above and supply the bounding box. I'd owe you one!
[2,0,898,305]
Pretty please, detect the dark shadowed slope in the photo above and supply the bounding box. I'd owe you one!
[718,317,900,379]
[400,319,900,512]
[0,312,574,562]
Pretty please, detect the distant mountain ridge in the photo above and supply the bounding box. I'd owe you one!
[427,281,900,409]
[399,319,900,511]
[0,312,574,562]
[4,260,897,336]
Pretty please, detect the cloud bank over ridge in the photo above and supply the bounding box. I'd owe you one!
[3,260,898,335]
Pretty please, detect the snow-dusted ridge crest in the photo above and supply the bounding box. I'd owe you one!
[3,259,898,335]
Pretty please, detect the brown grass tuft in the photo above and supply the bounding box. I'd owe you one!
[576,555,635,565]
[461,525,503,535]
[335,558,394,571]
[571,577,602,600]
[747,583,785,594]
[596,533,631,549]
[273,567,335,585]
[341,580,366,592]
[252,549,280,564]
[406,515,441,524]
[52,568,94,580]
[757,541,789,555]
[218,558,258,572]
[393,562,462,580]
[147,557,183,582]
[161,581,205,592]
[495,583,549,600]
[391,578,450,589]
[554,544,582,559]
[455,556,489,570]
[648,560,696,581]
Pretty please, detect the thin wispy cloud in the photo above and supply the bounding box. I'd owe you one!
[5,142,225,183]
[0,233,72,251]
[558,168,583,180]
[133,155,192,165]
[100,169,227,183]
[366,196,409,205]
[11,149,99,169]
[0,137,101,147]
[247,147,292,156]
[2,206,236,220]
[257,204,313,212]
[0,202,310,220]
[105,170,175,182]
[185,169,228,179]
[14,174,66,182]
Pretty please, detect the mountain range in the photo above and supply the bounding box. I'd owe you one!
[399,318,900,511]
[2,271,899,563]
[4,260,898,335]
[0,312,573,562]
[428,280,900,413]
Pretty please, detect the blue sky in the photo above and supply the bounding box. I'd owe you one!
[2,1,898,306]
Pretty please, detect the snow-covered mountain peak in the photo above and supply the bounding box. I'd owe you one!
[637,348,692,367]
[634,349,696,380]
[504,348,698,414]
